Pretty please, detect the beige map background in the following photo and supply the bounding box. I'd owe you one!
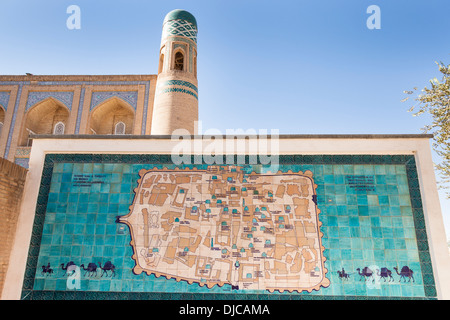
[118,166,330,293]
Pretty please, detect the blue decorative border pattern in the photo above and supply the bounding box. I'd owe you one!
[158,80,198,100]
[160,87,198,100]
[163,19,197,43]
[90,91,139,111]
[0,91,10,111]
[14,157,29,169]
[2,82,28,158]
[167,36,197,47]
[15,147,31,158]
[173,43,187,51]
[160,80,198,93]
[75,88,86,134]
[26,92,74,111]
[20,154,437,300]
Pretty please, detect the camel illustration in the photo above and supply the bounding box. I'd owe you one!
[337,268,350,280]
[394,266,415,283]
[41,263,53,276]
[61,261,77,276]
[356,267,374,282]
[377,268,394,282]
[98,261,115,278]
[80,263,98,277]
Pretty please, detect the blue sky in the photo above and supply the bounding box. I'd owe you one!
[1,0,449,239]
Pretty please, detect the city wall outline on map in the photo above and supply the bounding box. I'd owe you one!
[118,166,330,293]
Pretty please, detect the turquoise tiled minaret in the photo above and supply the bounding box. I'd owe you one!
[151,9,199,135]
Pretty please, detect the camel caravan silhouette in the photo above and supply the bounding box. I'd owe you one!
[80,263,98,277]
[46,261,415,285]
[98,261,116,278]
[39,261,117,279]
[337,266,414,283]
[393,266,415,282]
[41,263,53,276]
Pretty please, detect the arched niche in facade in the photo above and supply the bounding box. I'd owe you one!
[53,121,65,135]
[114,121,126,135]
[158,51,165,74]
[88,97,135,135]
[19,97,70,147]
[173,49,185,71]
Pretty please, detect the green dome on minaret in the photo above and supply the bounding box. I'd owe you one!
[163,9,197,29]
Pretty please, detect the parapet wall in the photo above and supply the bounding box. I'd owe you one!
[0,158,27,294]
[2,135,449,300]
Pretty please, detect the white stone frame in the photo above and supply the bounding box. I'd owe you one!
[114,121,126,135]
[2,135,449,299]
[53,121,65,135]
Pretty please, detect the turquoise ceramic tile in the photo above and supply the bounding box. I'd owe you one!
[339,227,351,238]
[370,216,381,227]
[350,227,360,237]
[390,206,401,216]
[341,249,352,260]
[399,207,413,217]
[393,228,405,239]
[25,155,435,300]
[327,216,338,226]
[367,195,379,206]
[372,228,382,238]
[358,206,369,216]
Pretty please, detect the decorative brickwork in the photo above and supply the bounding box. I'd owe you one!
[0,75,156,162]
[90,91,138,111]
[25,92,74,111]
[0,158,27,294]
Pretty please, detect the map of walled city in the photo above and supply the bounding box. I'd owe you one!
[118,166,330,293]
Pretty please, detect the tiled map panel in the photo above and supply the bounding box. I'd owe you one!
[21,154,436,300]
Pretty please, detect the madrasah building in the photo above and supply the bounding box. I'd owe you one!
[0,9,199,168]
[0,9,449,301]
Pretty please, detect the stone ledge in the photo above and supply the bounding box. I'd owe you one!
[29,133,434,140]
[0,74,157,82]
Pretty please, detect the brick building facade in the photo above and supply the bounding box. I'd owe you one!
[0,158,27,293]
[0,75,157,168]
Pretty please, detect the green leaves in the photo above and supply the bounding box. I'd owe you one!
[403,61,450,197]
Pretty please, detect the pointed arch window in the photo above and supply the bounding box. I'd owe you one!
[194,55,197,77]
[159,53,165,74]
[174,51,184,71]
[115,121,126,135]
[53,121,65,135]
